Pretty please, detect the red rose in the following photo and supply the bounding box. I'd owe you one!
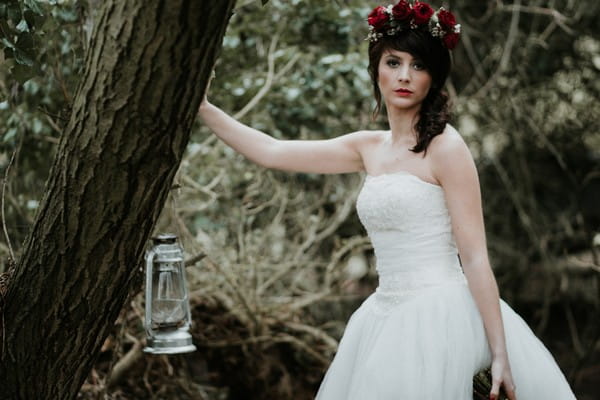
[412,1,434,25]
[368,6,389,30]
[437,9,457,30]
[392,0,412,22]
[442,32,460,49]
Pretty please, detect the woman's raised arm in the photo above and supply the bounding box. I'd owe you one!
[198,101,369,174]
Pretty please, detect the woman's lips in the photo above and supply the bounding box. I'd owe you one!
[394,88,413,96]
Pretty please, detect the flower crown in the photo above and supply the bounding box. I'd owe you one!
[366,1,461,50]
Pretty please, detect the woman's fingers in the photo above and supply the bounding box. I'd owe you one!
[201,69,216,108]
[503,380,517,400]
[490,378,517,400]
[207,69,216,91]
[489,378,501,400]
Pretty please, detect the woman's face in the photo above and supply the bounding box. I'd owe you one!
[377,49,432,113]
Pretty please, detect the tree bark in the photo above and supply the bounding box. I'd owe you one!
[0,1,236,398]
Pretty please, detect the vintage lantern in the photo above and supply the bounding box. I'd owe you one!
[144,234,196,354]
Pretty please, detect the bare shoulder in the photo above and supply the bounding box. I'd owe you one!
[428,124,477,181]
[351,129,387,143]
[429,124,472,162]
[345,129,388,150]
[429,124,468,154]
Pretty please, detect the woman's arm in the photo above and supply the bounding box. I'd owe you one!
[198,100,369,174]
[430,126,517,400]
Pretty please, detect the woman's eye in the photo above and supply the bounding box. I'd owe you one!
[386,59,400,67]
[412,62,425,70]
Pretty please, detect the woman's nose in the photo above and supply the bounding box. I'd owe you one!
[396,66,410,82]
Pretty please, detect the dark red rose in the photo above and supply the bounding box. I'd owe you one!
[412,1,434,25]
[437,9,457,30]
[368,6,389,30]
[442,32,460,49]
[392,0,412,21]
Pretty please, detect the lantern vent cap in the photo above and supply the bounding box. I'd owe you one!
[152,233,178,245]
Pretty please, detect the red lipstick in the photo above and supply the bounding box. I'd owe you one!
[395,88,413,97]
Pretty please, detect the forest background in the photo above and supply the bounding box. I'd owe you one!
[0,0,598,399]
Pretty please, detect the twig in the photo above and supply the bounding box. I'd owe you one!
[473,0,521,98]
[0,142,19,357]
[283,321,338,350]
[107,333,143,388]
[233,32,279,120]
[198,32,301,150]
[563,302,584,357]
[293,182,358,262]
[1,147,17,262]
[185,252,207,267]
[143,356,155,397]
[457,21,487,85]
[497,2,570,24]
[202,255,260,329]
[498,0,521,73]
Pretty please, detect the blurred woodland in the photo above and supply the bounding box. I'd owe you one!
[0,0,598,399]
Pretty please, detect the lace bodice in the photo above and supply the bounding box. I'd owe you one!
[356,171,466,314]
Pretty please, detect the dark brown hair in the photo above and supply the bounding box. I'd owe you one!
[368,29,451,154]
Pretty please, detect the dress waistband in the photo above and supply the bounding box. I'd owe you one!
[376,253,463,286]
[370,278,468,316]
[371,254,467,315]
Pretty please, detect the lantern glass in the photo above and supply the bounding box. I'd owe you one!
[151,261,187,329]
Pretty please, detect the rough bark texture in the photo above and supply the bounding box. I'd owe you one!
[0,1,236,398]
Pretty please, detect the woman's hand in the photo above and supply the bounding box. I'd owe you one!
[490,354,517,400]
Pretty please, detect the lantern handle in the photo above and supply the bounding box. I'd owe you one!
[146,248,157,272]
[144,247,157,336]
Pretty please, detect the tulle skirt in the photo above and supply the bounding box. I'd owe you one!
[315,281,576,400]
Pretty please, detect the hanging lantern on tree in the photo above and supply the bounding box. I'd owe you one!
[144,234,196,354]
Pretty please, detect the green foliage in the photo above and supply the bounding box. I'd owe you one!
[1,0,43,82]
[0,0,83,252]
[0,0,83,151]
[0,0,77,85]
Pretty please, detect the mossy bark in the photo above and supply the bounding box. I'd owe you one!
[0,1,235,398]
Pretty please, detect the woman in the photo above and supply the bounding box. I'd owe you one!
[199,2,576,399]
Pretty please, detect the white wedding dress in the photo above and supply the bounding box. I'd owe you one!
[315,171,576,400]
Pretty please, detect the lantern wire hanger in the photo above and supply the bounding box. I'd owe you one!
[169,180,184,243]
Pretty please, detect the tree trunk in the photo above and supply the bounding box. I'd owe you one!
[0,1,236,398]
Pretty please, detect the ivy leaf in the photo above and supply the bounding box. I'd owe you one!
[16,19,30,32]
[14,48,35,66]
[2,37,16,50]
[23,0,44,16]
[261,0,270,4]
[3,127,18,142]
[0,19,14,40]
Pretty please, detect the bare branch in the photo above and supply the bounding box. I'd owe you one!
[1,147,17,263]
[233,38,301,120]
[106,334,143,389]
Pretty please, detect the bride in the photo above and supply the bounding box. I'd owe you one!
[198,2,576,399]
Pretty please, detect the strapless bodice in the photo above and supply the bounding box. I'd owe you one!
[356,171,466,312]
